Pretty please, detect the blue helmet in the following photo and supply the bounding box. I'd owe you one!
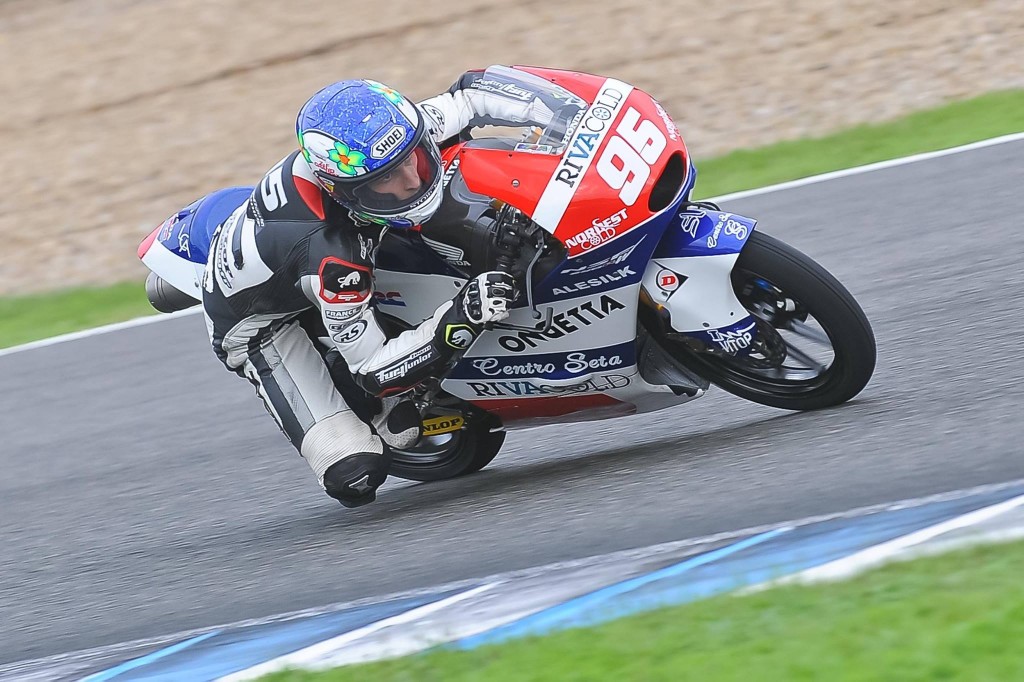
[296,79,444,228]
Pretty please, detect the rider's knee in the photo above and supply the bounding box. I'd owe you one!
[300,412,388,507]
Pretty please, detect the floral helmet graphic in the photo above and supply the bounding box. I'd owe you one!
[296,80,444,228]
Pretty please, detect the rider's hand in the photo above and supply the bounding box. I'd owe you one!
[462,271,516,325]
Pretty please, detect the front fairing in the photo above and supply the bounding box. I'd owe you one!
[455,66,691,255]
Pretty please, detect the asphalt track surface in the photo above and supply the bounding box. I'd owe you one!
[2,141,1023,665]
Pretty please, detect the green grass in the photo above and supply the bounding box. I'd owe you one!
[692,89,1024,199]
[1,89,1022,350]
[0,281,157,348]
[261,539,1024,682]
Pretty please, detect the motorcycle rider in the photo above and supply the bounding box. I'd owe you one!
[201,67,559,507]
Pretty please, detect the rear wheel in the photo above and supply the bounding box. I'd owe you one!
[665,231,875,410]
[388,411,506,482]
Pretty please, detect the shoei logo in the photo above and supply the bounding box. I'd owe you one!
[371,125,406,159]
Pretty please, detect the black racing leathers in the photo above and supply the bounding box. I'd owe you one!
[202,150,485,396]
[203,67,555,396]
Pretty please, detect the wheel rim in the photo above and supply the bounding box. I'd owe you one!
[678,271,843,397]
[389,422,467,469]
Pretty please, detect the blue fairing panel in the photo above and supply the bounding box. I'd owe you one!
[157,186,254,265]
[654,207,757,259]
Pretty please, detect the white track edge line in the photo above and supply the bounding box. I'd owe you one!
[215,582,500,681]
[0,306,201,359]
[2,131,1022,360]
[790,492,1024,582]
[6,477,1024,676]
[708,131,1024,203]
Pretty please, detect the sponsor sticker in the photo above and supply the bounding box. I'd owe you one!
[422,235,470,267]
[471,78,535,101]
[332,319,367,344]
[679,210,703,239]
[497,294,626,353]
[470,351,624,378]
[422,415,464,435]
[564,209,629,253]
[707,320,757,353]
[421,103,446,131]
[374,345,435,385]
[325,307,361,322]
[466,373,631,398]
[652,100,680,141]
[177,230,191,258]
[370,125,407,159]
[442,157,460,187]
[373,291,406,307]
[706,213,749,248]
[656,269,681,292]
[357,233,375,260]
[562,236,645,276]
[552,266,635,297]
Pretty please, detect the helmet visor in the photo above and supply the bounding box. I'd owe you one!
[320,137,442,218]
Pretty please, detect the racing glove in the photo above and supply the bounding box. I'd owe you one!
[461,271,516,326]
[342,271,518,397]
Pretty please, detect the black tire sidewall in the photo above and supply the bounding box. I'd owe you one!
[388,416,506,482]
[678,230,876,410]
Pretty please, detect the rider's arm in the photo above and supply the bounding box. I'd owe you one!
[417,68,557,144]
[305,231,512,396]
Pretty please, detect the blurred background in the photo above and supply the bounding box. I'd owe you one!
[1,0,1021,296]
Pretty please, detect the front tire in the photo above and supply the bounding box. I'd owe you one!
[667,231,876,410]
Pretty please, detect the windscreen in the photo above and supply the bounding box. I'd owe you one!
[480,66,588,156]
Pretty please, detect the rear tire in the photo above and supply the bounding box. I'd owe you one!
[388,412,506,482]
[667,231,876,410]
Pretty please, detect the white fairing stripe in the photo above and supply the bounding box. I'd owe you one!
[140,239,205,301]
[643,255,748,332]
[531,79,635,233]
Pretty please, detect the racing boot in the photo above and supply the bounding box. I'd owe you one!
[372,396,422,450]
[322,450,392,508]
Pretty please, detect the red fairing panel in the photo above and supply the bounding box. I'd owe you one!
[471,392,633,423]
[459,67,688,257]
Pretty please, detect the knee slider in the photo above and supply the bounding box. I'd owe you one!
[322,451,392,508]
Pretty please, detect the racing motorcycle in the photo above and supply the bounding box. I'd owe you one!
[138,65,876,483]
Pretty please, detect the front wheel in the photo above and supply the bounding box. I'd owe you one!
[667,231,876,410]
[388,411,506,482]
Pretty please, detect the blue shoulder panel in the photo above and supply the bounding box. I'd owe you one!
[157,186,253,264]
